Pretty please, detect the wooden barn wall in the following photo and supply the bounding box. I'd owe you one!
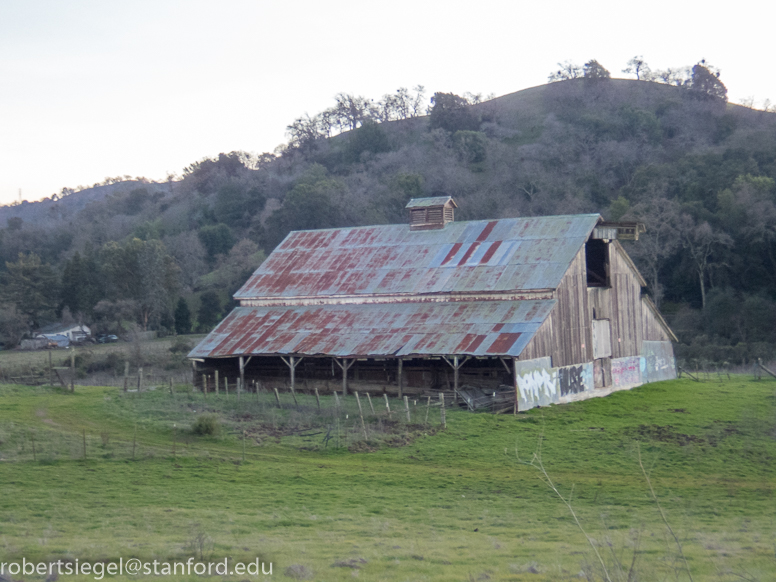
[519,309,555,362]
[523,241,675,367]
[605,243,644,359]
[641,299,672,342]
[522,248,591,367]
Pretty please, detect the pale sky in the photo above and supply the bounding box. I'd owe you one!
[1,0,773,205]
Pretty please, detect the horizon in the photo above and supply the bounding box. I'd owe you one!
[2,0,773,206]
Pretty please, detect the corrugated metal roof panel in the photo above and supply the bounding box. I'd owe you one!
[189,300,556,359]
[234,215,601,299]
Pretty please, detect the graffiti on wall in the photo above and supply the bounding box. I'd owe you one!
[515,357,557,410]
[641,341,676,382]
[611,356,641,388]
[558,363,594,397]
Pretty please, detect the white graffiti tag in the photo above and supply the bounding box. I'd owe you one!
[517,368,558,407]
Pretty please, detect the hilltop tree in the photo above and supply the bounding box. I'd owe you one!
[584,60,611,80]
[686,61,727,101]
[429,92,479,133]
[548,61,583,81]
[622,56,651,80]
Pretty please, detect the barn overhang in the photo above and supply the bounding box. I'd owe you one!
[188,299,556,360]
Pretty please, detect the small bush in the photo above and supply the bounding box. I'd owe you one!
[169,338,192,355]
[191,414,220,436]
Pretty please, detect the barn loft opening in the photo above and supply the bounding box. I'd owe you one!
[586,239,609,287]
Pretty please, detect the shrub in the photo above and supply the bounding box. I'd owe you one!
[191,414,220,436]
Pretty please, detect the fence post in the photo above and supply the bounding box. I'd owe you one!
[384,394,392,419]
[366,392,375,415]
[404,396,410,423]
[425,396,431,425]
[273,387,281,407]
[355,392,368,439]
[215,370,219,395]
[315,386,321,410]
[439,393,446,428]
[70,349,75,392]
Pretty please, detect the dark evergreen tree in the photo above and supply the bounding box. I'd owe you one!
[197,291,222,331]
[174,297,192,335]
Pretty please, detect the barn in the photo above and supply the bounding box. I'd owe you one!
[188,197,676,411]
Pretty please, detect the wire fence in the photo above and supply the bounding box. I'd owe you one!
[0,384,449,463]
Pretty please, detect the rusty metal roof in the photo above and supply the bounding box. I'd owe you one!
[235,214,601,300]
[189,299,554,359]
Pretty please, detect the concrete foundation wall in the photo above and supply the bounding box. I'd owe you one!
[515,340,676,411]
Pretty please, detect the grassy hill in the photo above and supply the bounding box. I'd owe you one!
[1,376,774,581]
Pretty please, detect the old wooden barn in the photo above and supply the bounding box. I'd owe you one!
[189,196,677,411]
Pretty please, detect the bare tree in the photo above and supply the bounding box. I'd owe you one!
[627,197,682,308]
[548,61,583,82]
[622,56,651,80]
[680,216,733,308]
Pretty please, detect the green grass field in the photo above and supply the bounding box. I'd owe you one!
[1,377,774,581]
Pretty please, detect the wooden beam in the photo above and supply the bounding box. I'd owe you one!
[397,358,403,398]
[442,355,470,398]
[334,358,355,395]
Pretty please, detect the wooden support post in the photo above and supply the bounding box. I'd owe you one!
[70,349,75,392]
[280,356,303,407]
[453,357,459,396]
[334,358,355,395]
[237,378,241,401]
[397,358,403,398]
[439,393,446,428]
[239,356,245,395]
[315,386,321,409]
[224,376,228,398]
[513,358,519,415]
[215,370,219,395]
[355,392,368,439]
[442,355,470,402]
[191,360,197,390]
[404,395,410,422]
[366,392,375,415]
[124,361,129,392]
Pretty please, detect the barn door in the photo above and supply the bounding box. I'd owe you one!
[592,319,612,359]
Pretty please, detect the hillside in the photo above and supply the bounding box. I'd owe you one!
[1,77,775,362]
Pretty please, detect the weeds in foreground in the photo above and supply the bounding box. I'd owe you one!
[516,430,698,582]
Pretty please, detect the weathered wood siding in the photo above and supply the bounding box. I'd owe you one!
[519,310,555,361]
[607,242,644,358]
[522,240,675,367]
[522,248,591,367]
[641,298,673,342]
